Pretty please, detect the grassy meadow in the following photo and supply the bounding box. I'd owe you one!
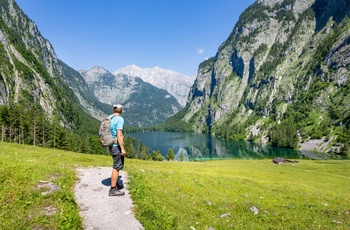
[0,142,349,229]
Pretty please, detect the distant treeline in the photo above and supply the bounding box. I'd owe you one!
[0,104,103,154]
[0,104,178,161]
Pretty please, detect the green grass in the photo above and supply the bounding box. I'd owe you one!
[127,160,350,229]
[1,142,349,229]
[0,143,110,230]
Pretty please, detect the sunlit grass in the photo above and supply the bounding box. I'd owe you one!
[0,143,110,229]
[1,142,349,229]
[126,160,350,229]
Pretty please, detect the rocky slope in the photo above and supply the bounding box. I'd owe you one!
[113,64,194,107]
[0,0,99,131]
[59,61,110,121]
[183,0,350,154]
[81,66,182,127]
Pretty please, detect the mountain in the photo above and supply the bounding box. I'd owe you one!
[178,0,350,154]
[59,61,111,121]
[0,0,105,153]
[80,66,182,127]
[113,65,194,107]
[0,0,96,125]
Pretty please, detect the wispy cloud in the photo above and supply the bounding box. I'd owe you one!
[197,48,204,55]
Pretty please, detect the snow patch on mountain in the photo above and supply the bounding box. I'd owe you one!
[113,65,194,107]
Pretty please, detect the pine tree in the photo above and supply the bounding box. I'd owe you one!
[180,150,184,161]
[166,148,175,161]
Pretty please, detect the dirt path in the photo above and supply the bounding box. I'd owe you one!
[74,167,144,230]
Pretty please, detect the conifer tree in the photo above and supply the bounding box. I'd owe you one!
[166,148,175,161]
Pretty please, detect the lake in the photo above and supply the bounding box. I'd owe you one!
[127,131,340,161]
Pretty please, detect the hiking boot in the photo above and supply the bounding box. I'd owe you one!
[108,187,125,196]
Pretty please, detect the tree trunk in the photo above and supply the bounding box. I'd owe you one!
[42,117,45,146]
[9,125,12,143]
[33,117,36,146]
[1,124,4,142]
[21,124,24,144]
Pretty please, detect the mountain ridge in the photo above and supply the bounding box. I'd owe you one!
[113,64,194,107]
[0,0,107,154]
[178,0,350,154]
[80,66,182,127]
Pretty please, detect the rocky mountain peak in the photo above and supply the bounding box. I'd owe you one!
[80,66,182,127]
[81,66,109,78]
[113,65,194,107]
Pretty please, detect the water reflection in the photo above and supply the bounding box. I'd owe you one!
[127,132,344,161]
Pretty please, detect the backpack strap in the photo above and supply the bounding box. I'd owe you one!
[108,114,117,120]
[109,114,119,145]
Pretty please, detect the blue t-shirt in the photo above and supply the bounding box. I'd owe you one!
[109,115,124,146]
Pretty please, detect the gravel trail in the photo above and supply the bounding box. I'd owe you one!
[74,167,144,230]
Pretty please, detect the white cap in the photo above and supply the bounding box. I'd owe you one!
[113,102,123,109]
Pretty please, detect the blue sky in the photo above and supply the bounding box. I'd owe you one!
[16,0,255,76]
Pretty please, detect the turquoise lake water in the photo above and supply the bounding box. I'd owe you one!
[127,131,340,161]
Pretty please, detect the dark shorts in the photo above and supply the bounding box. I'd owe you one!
[109,145,124,170]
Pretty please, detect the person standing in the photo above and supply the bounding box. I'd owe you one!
[108,102,126,196]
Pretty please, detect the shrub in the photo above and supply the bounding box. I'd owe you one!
[151,150,164,161]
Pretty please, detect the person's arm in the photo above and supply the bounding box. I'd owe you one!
[117,129,126,156]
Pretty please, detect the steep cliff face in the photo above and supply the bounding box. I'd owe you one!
[0,0,59,117]
[185,0,350,153]
[0,0,99,130]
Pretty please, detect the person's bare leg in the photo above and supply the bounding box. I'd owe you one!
[111,168,119,187]
[109,168,125,196]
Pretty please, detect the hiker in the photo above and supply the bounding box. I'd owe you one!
[108,102,126,196]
